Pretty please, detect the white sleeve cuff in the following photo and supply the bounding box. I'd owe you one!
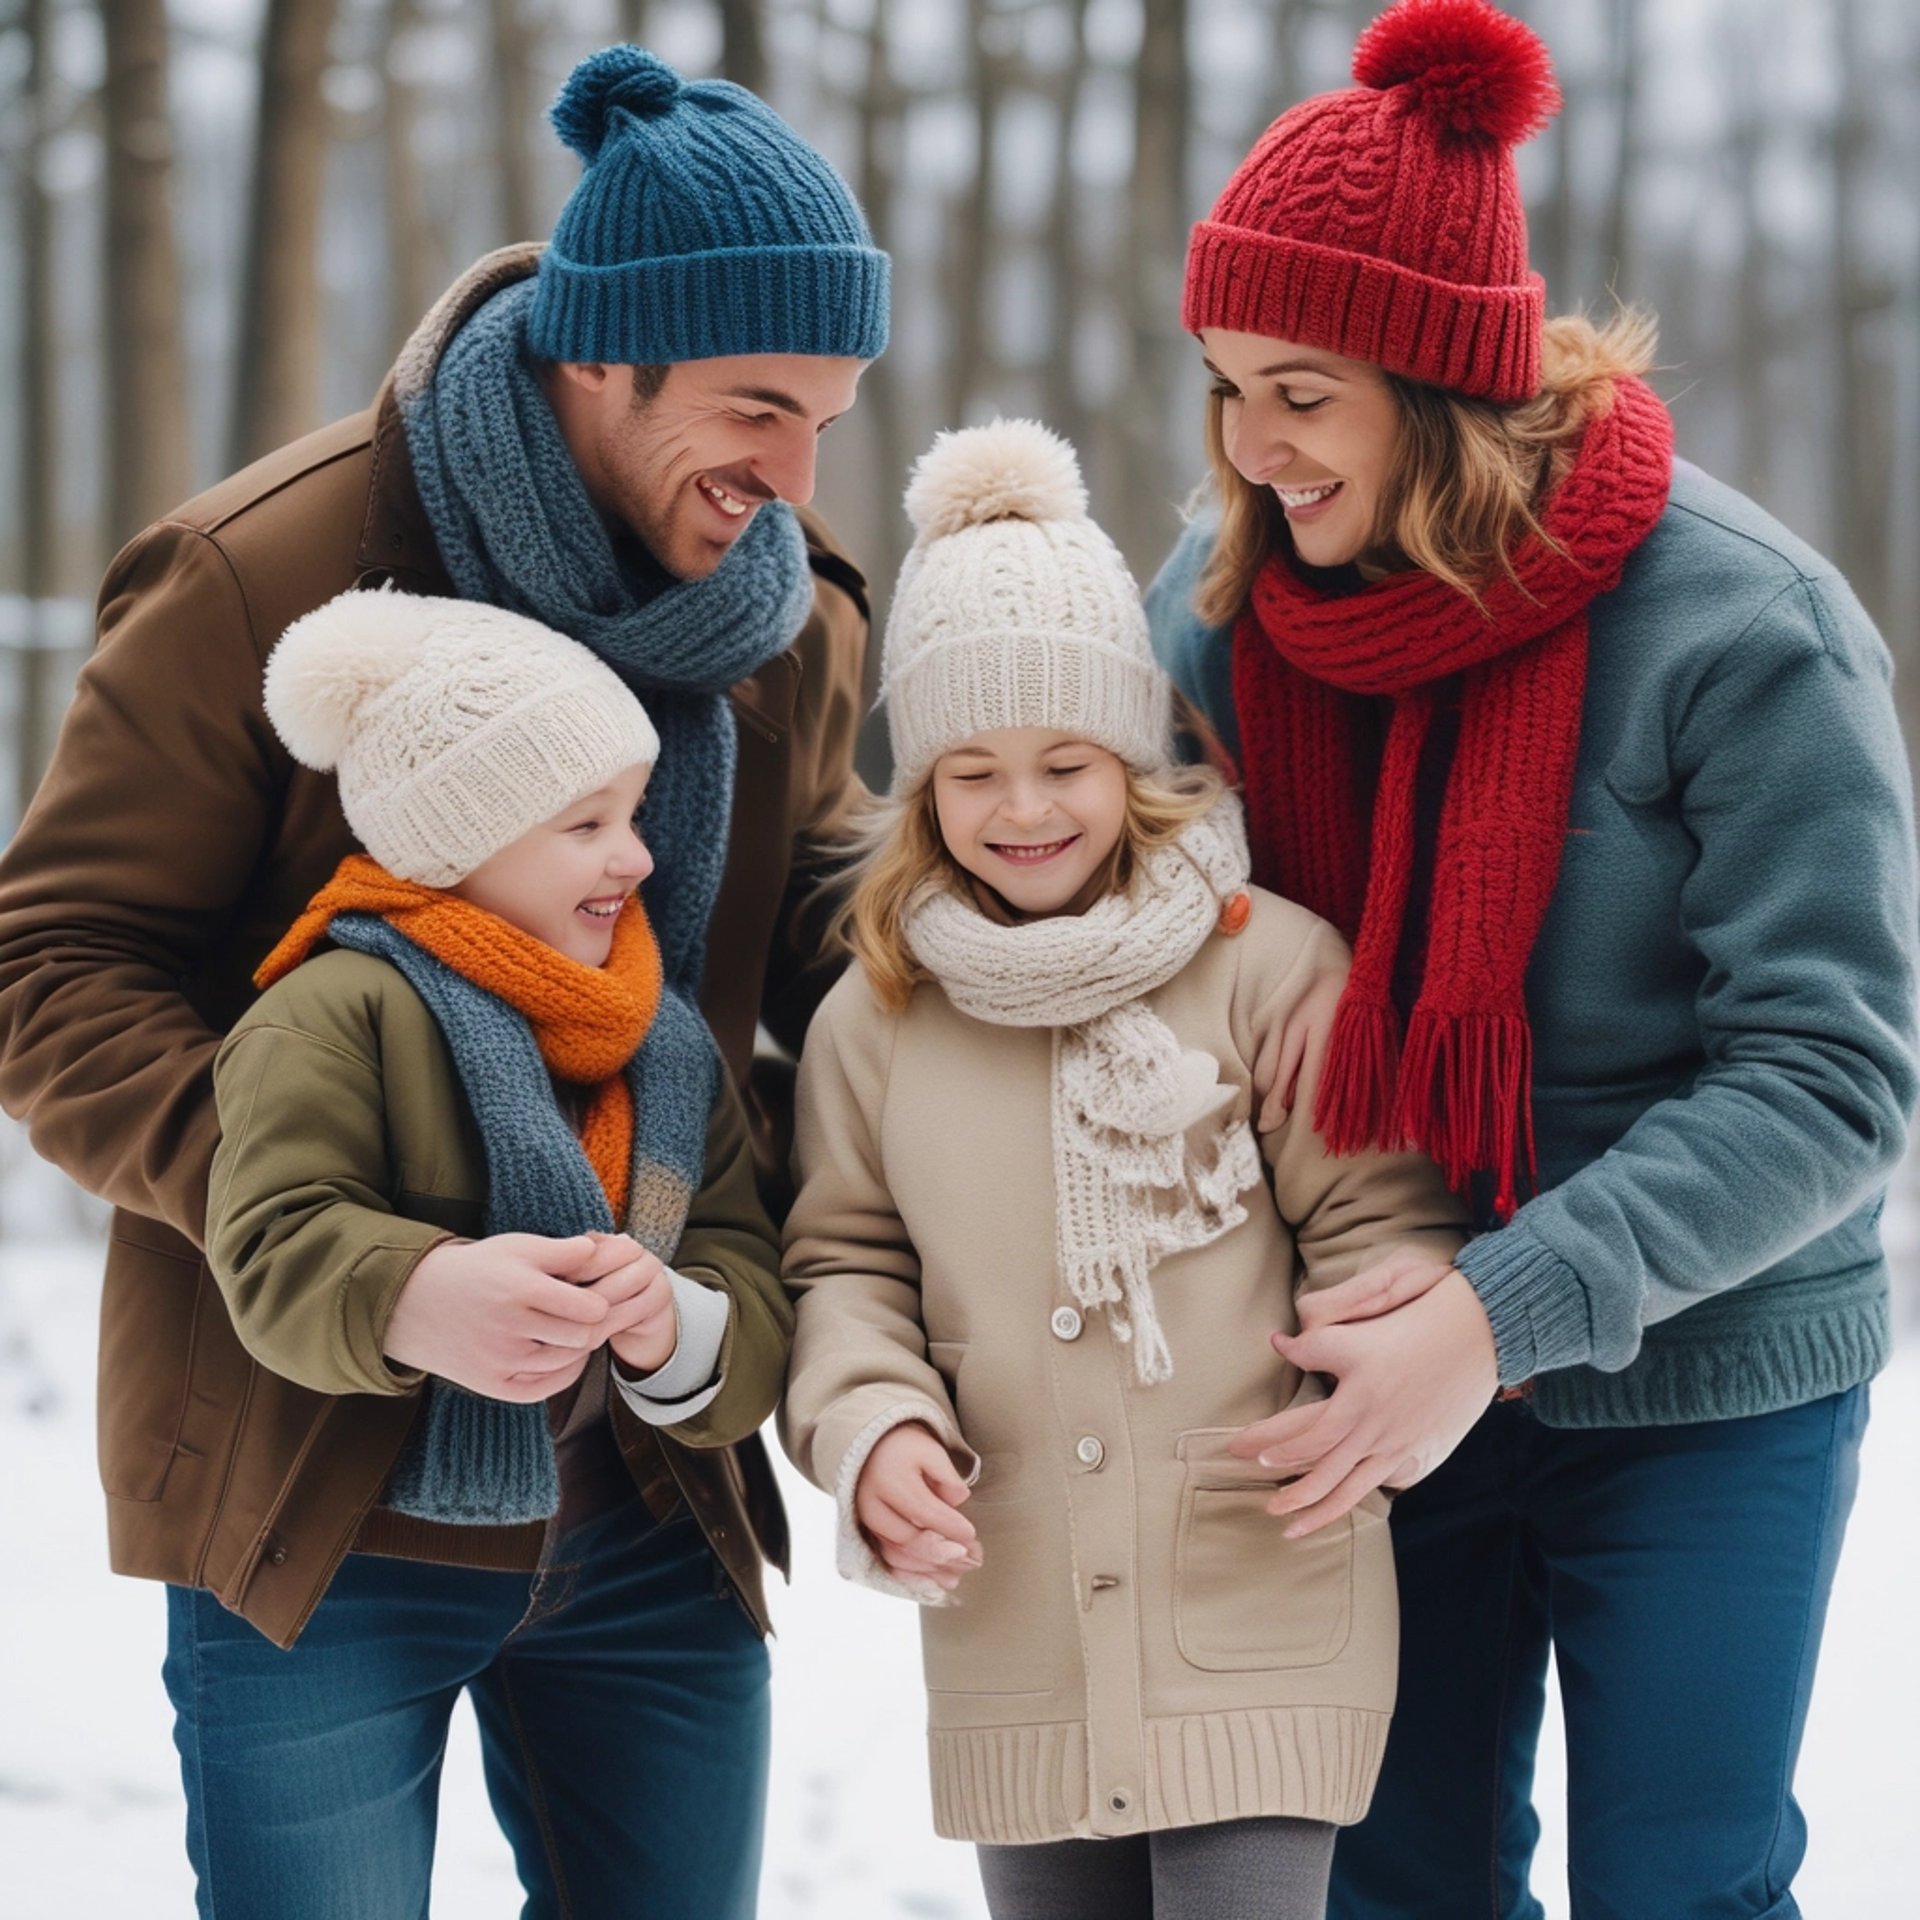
[610,1269,731,1426]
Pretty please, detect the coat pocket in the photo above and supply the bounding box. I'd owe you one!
[921,1452,1057,1697]
[97,1226,204,1504]
[1172,1428,1355,1673]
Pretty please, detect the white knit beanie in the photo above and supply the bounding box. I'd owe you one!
[263,590,660,888]
[881,419,1173,790]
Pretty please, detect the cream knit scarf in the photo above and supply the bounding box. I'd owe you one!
[904,799,1261,1383]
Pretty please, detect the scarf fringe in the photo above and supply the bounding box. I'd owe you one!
[1314,994,1404,1157]
[1060,1111,1260,1387]
[1395,1007,1536,1221]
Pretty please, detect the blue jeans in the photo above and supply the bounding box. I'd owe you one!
[1330,1386,1867,1920]
[163,1498,770,1920]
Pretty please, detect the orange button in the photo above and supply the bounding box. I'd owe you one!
[1219,891,1252,935]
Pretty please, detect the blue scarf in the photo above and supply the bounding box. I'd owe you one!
[327,914,721,1526]
[396,277,814,994]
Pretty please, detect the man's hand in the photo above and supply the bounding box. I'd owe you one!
[1231,1270,1498,1537]
[855,1422,981,1593]
[1295,1248,1460,1333]
[384,1232,626,1402]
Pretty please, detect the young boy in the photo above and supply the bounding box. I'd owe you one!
[195,587,790,1917]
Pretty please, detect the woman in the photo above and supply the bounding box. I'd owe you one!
[1146,2,1918,1915]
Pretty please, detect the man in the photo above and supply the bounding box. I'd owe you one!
[0,46,886,1918]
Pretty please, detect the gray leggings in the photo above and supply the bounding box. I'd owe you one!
[976,1816,1337,1920]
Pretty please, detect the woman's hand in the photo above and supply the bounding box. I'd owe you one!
[1295,1247,1460,1332]
[1251,965,1347,1131]
[1231,1270,1498,1537]
[856,1422,981,1592]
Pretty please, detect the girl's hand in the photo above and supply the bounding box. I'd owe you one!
[1251,965,1346,1131]
[856,1422,981,1592]
[1295,1248,1461,1332]
[1230,1270,1498,1537]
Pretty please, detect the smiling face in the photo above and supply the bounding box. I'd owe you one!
[451,762,655,966]
[543,353,866,581]
[930,728,1131,918]
[1200,328,1402,571]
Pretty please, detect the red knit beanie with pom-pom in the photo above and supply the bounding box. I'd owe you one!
[1183,0,1560,402]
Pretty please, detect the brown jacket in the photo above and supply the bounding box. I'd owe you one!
[782,894,1468,1844]
[0,250,869,1645]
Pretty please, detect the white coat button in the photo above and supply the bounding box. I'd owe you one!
[1109,1789,1133,1814]
[1075,1435,1105,1469]
[1050,1306,1083,1341]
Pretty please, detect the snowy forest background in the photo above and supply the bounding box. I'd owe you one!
[1,0,1917,1914]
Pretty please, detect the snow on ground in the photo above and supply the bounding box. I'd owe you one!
[3,1129,1916,1917]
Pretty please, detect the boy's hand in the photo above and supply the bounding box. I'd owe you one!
[856,1422,981,1592]
[385,1232,617,1402]
[1295,1247,1461,1332]
[584,1233,680,1376]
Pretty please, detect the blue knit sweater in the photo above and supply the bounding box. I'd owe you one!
[1147,460,1919,1427]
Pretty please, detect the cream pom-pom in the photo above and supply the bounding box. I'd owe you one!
[904,418,1089,543]
[263,587,437,772]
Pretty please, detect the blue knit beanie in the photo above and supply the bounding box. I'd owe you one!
[530,46,890,366]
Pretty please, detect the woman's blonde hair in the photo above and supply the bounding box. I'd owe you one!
[1193,308,1658,625]
[832,759,1228,1012]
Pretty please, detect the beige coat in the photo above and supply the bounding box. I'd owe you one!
[782,890,1467,1845]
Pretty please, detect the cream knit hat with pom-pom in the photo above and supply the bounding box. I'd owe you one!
[264,590,660,888]
[881,419,1173,789]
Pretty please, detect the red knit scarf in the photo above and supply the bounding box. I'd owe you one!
[1234,374,1673,1215]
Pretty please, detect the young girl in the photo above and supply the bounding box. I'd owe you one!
[197,590,790,1918]
[780,420,1467,1920]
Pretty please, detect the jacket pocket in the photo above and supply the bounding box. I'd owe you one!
[921,1452,1056,1697]
[1172,1428,1355,1673]
[98,1226,204,1504]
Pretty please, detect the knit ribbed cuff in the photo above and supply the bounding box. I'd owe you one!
[529,244,891,365]
[1455,1223,1593,1385]
[610,1270,731,1425]
[1182,221,1544,403]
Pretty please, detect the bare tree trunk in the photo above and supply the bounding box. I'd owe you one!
[1040,0,1092,454]
[621,1,650,46]
[945,0,1008,427]
[102,0,193,552]
[1828,0,1886,619]
[382,0,442,356]
[229,0,339,470]
[855,0,909,618]
[1728,13,1772,503]
[1598,0,1640,298]
[490,0,537,244]
[16,0,59,824]
[1118,0,1190,570]
[716,0,766,96]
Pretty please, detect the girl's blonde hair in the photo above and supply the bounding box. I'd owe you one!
[833,760,1228,1012]
[1193,308,1658,625]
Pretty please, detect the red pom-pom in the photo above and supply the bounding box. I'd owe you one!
[1352,0,1560,145]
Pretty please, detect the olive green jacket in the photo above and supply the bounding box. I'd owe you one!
[207,948,793,1642]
